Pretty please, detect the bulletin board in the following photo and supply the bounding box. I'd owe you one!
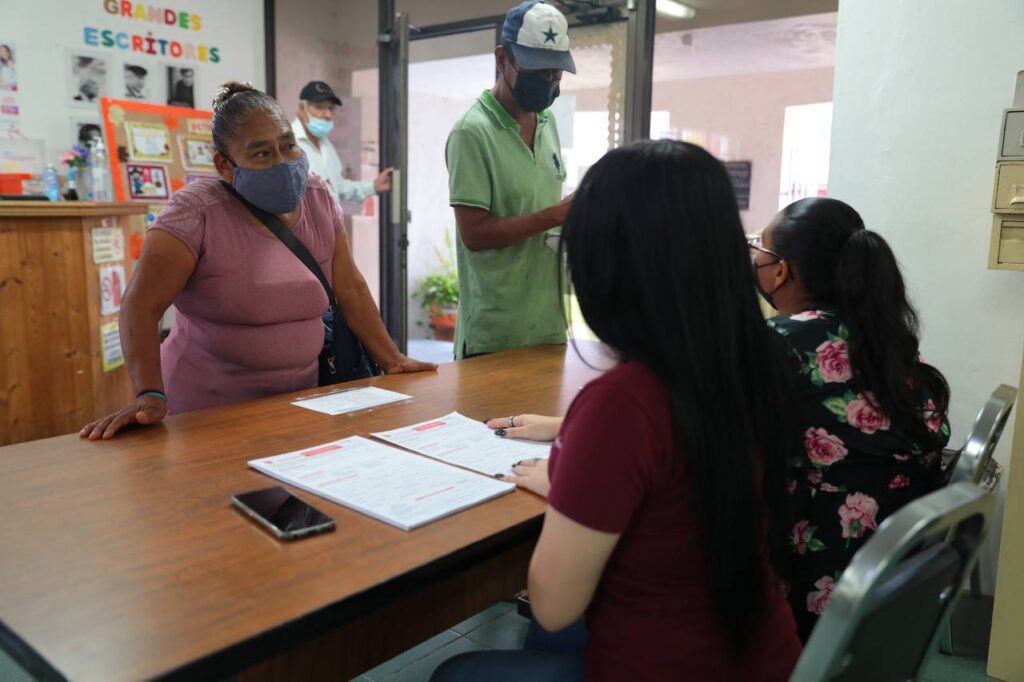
[99,96,215,203]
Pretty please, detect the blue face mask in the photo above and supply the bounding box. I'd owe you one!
[306,115,334,139]
[231,152,310,215]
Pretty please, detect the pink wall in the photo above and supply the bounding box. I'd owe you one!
[562,67,834,231]
[651,67,835,232]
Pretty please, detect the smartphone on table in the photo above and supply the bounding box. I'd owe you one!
[232,486,335,540]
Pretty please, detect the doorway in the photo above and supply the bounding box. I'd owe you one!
[369,3,644,357]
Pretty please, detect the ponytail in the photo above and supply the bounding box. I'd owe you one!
[772,198,950,453]
[835,229,949,451]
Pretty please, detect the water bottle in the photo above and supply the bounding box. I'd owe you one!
[43,164,60,202]
[82,145,95,200]
[90,139,112,202]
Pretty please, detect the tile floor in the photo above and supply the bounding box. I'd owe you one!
[346,598,996,682]
[407,339,455,366]
[351,601,527,681]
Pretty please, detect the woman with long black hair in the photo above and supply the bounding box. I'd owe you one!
[751,197,951,640]
[433,140,803,681]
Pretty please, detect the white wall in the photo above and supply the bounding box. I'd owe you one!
[830,0,1024,593]
[1,0,264,166]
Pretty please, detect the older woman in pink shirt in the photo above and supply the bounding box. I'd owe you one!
[82,81,434,439]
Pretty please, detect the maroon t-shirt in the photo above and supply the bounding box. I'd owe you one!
[547,362,802,682]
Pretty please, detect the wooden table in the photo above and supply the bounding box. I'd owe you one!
[0,201,149,445]
[0,344,606,682]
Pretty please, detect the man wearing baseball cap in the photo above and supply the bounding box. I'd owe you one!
[446,0,575,359]
[291,80,393,203]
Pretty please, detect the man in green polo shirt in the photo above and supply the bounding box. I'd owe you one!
[445,0,575,359]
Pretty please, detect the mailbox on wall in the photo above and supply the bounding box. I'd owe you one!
[989,71,1024,270]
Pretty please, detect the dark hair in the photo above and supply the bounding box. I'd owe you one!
[770,197,951,453]
[561,140,799,652]
[77,124,102,145]
[211,80,286,157]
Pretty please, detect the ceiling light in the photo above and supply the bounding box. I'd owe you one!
[656,0,696,19]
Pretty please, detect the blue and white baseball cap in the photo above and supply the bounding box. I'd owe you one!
[501,1,577,74]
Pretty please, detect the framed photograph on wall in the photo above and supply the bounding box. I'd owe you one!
[177,134,215,172]
[69,52,109,107]
[70,117,104,150]
[125,164,169,200]
[0,42,18,92]
[167,65,196,108]
[123,63,151,101]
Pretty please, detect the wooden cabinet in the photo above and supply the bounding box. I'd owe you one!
[0,201,149,445]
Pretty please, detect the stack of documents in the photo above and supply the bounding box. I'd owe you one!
[372,412,552,477]
[249,436,514,531]
[291,387,411,415]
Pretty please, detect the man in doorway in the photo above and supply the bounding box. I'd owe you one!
[446,0,574,359]
[291,80,393,204]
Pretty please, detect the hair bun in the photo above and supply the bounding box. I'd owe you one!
[212,80,256,113]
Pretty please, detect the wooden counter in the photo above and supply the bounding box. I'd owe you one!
[0,201,149,445]
[0,344,604,681]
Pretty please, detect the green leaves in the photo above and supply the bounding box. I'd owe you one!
[413,227,460,311]
[414,272,459,310]
[822,397,847,419]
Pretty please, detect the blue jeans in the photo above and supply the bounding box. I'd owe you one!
[430,618,587,682]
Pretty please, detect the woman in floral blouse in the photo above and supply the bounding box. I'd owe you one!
[752,197,951,640]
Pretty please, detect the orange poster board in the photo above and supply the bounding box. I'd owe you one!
[99,98,214,203]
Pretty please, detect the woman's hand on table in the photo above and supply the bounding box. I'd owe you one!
[503,458,551,498]
[486,414,563,442]
[381,356,438,375]
[79,394,167,440]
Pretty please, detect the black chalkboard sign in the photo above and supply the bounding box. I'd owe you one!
[723,161,752,210]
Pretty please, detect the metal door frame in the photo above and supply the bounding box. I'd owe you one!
[376,0,655,348]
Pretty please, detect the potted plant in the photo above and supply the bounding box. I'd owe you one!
[413,231,459,341]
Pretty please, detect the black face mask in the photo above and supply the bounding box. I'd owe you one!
[507,65,560,113]
[753,262,784,309]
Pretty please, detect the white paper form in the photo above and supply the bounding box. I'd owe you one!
[248,436,514,531]
[291,387,411,416]
[371,412,552,477]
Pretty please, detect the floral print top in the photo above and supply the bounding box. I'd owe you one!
[767,309,951,640]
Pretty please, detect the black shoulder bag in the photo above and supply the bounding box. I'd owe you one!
[222,182,377,385]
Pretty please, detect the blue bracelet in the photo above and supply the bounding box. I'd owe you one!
[137,390,167,401]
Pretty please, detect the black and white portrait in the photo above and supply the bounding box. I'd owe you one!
[124,64,149,100]
[76,121,104,149]
[70,54,108,105]
[167,66,195,108]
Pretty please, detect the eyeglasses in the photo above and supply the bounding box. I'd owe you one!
[748,236,783,267]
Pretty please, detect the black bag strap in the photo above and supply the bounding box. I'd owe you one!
[221,182,338,313]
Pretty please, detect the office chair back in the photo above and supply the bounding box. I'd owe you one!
[789,482,993,682]
[948,385,1017,486]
